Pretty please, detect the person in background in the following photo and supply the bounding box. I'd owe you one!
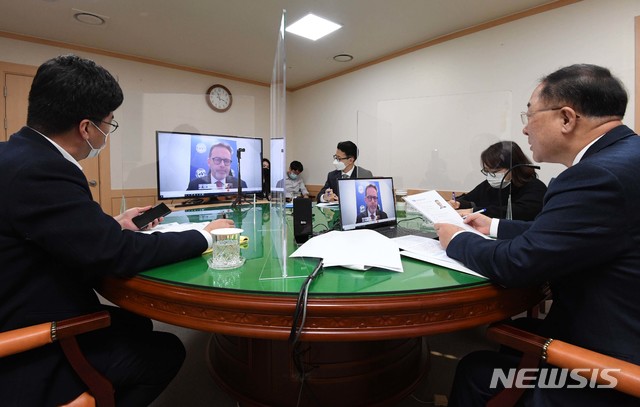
[0,54,234,406]
[356,184,388,223]
[186,142,247,190]
[449,141,546,220]
[318,140,373,203]
[277,160,309,200]
[261,158,271,199]
[435,64,640,406]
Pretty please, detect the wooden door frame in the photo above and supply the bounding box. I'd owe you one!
[0,61,37,141]
[1,60,111,213]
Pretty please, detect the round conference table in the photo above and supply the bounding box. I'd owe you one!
[97,203,546,407]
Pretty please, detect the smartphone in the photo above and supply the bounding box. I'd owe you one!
[132,202,171,229]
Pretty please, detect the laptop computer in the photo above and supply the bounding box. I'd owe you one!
[337,177,436,239]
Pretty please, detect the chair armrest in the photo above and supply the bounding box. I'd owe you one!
[55,311,111,341]
[487,323,640,398]
[0,322,53,357]
[486,323,548,356]
[0,311,111,358]
[546,340,640,398]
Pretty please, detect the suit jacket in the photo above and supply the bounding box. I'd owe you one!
[356,209,388,224]
[187,173,247,190]
[0,127,208,405]
[317,166,374,202]
[447,125,640,404]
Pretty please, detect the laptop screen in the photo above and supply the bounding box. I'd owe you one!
[338,177,397,231]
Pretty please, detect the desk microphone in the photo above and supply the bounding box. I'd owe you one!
[232,148,246,209]
[499,164,541,220]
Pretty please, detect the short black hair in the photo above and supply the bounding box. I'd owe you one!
[539,64,627,118]
[290,160,303,172]
[27,54,124,134]
[337,141,359,159]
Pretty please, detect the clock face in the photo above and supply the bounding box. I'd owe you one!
[206,84,232,112]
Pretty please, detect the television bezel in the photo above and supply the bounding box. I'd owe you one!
[155,130,263,202]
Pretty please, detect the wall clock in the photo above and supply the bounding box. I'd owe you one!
[206,84,232,112]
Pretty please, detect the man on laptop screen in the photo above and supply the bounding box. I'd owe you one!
[356,184,389,223]
[339,178,397,231]
[339,177,436,239]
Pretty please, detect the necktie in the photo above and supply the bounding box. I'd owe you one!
[216,181,223,188]
[342,173,349,179]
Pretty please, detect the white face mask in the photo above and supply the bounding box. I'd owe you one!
[86,121,109,159]
[288,172,298,180]
[486,172,510,189]
[333,159,346,171]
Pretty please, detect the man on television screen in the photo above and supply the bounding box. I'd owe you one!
[356,184,388,223]
[187,142,247,191]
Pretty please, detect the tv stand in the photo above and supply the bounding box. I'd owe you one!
[174,197,217,208]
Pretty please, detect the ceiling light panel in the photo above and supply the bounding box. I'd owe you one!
[285,13,341,41]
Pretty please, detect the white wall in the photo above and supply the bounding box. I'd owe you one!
[289,0,639,190]
[1,0,638,192]
[0,37,271,189]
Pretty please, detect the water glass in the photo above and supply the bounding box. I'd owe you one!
[207,228,245,270]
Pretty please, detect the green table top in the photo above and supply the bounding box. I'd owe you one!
[139,203,488,296]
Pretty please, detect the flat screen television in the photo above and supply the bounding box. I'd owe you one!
[156,131,263,202]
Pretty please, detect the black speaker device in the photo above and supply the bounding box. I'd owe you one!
[293,198,313,244]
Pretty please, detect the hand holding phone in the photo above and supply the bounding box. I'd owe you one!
[132,203,171,229]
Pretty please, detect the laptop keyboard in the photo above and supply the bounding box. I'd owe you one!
[376,226,436,239]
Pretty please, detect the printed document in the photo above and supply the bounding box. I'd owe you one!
[403,190,488,238]
[392,235,487,279]
[290,229,403,272]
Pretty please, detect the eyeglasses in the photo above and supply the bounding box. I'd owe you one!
[91,119,119,134]
[210,157,232,166]
[365,195,378,201]
[333,154,350,161]
[480,168,503,178]
[520,107,562,125]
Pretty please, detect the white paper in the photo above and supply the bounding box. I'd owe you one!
[316,202,339,208]
[137,221,209,234]
[391,235,487,279]
[290,229,403,272]
[403,190,488,238]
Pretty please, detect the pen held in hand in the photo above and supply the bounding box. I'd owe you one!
[462,208,486,220]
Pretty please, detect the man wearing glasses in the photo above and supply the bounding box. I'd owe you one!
[0,55,233,406]
[187,142,247,190]
[356,184,388,223]
[436,64,640,406]
[318,140,373,203]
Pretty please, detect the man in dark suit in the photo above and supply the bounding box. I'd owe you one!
[318,140,373,203]
[187,142,247,191]
[356,184,388,223]
[435,64,640,406]
[0,55,234,406]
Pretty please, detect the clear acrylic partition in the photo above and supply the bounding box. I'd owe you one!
[112,10,298,285]
[358,91,514,217]
[264,10,289,279]
[112,85,261,210]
